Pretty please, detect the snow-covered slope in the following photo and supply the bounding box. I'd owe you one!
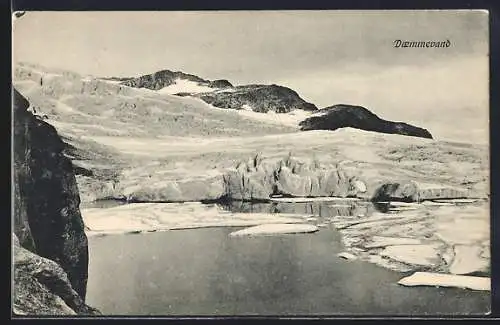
[157,78,219,94]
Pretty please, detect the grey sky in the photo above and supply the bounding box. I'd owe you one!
[13,10,488,120]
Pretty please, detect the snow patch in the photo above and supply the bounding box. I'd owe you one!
[310,110,331,118]
[214,88,237,93]
[235,109,313,128]
[354,180,367,193]
[241,104,253,111]
[157,78,216,95]
[99,79,122,85]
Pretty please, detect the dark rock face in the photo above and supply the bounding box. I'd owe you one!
[371,180,470,202]
[223,154,366,201]
[371,181,420,202]
[209,79,233,88]
[299,104,433,139]
[121,69,233,90]
[13,235,100,316]
[13,88,96,314]
[199,84,318,113]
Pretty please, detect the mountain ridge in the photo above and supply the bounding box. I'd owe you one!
[15,62,432,139]
[118,69,318,114]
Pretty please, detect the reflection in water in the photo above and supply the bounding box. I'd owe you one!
[218,200,389,218]
[80,198,392,216]
[87,228,490,316]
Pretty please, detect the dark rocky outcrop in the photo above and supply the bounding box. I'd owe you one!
[299,104,433,139]
[198,84,318,113]
[13,235,100,316]
[371,180,470,203]
[222,154,366,201]
[371,181,420,202]
[121,69,233,90]
[13,88,98,315]
[209,79,233,88]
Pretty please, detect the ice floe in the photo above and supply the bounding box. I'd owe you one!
[449,245,490,275]
[337,252,358,260]
[433,199,481,204]
[363,236,423,249]
[228,223,318,237]
[421,201,454,206]
[269,197,360,203]
[378,201,419,206]
[379,243,443,267]
[81,202,306,236]
[434,208,490,245]
[398,272,490,291]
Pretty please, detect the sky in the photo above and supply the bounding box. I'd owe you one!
[12,10,489,139]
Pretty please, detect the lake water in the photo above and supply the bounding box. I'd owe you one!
[86,201,490,316]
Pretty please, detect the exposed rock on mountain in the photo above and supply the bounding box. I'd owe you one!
[299,104,433,139]
[222,154,366,201]
[195,84,318,113]
[121,69,233,90]
[209,79,233,88]
[13,88,98,315]
[120,69,317,113]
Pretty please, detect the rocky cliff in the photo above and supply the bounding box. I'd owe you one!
[12,88,99,315]
[299,104,433,139]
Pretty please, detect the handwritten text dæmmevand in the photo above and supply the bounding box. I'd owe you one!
[393,40,451,48]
